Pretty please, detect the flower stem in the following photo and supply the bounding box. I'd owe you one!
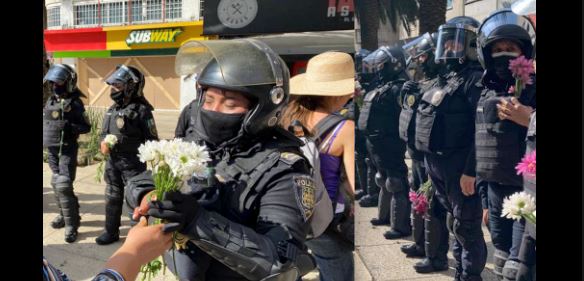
[514,79,523,98]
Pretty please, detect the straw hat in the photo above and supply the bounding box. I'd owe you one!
[290,51,355,96]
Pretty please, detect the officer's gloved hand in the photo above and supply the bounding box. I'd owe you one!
[147,191,200,234]
[401,81,419,94]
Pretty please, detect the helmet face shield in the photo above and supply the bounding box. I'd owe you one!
[175,39,284,88]
[43,64,72,84]
[403,33,435,59]
[105,64,139,86]
[477,9,536,69]
[435,27,468,62]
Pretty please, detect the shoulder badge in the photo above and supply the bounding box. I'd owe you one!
[279,152,302,165]
[293,175,315,222]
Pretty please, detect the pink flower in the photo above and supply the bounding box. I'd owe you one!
[509,56,535,85]
[409,191,418,203]
[414,195,428,215]
[508,85,515,94]
[516,150,536,176]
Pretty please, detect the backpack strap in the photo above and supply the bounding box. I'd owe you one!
[313,114,346,146]
[320,120,347,154]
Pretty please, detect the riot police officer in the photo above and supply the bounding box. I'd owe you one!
[354,49,373,201]
[475,9,536,281]
[359,46,411,239]
[96,65,159,245]
[43,64,91,243]
[398,32,451,273]
[415,16,487,280]
[131,39,317,280]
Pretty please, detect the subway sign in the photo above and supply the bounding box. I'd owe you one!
[125,28,183,46]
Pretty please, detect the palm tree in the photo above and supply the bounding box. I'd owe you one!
[418,0,447,34]
[355,0,418,50]
[355,0,381,51]
[43,0,52,107]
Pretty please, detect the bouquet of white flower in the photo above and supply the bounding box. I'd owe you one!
[137,138,210,280]
[95,134,118,183]
[501,191,536,225]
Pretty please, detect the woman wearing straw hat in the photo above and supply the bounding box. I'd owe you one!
[281,51,355,281]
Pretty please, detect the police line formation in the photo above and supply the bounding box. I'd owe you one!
[43,8,536,281]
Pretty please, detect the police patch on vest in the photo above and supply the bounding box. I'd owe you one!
[293,176,315,222]
[407,95,416,107]
[280,152,302,165]
[116,117,125,129]
[52,111,60,119]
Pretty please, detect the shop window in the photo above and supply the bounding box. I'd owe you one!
[74,4,99,26]
[47,6,61,28]
[102,2,127,25]
[165,0,182,20]
[146,0,162,21]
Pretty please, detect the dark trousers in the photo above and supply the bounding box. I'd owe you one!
[426,152,487,280]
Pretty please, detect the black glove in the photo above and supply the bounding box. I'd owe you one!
[147,191,200,234]
[401,81,419,94]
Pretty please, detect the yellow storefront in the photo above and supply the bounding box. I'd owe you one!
[45,21,215,110]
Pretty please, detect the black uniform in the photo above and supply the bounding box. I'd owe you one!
[130,104,315,280]
[475,75,536,280]
[416,64,487,280]
[134,38,318,281]
[359,79,411,237]
[43,89,90,239]
[100,99,158,239]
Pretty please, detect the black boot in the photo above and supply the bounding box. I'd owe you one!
[370,218,390,226]
[64,226,78,243]
[383,229,410,239]
[409,205,425,255]
[51,215,65,229]
[355,189,367,200]
[56,175,81,243]
[96,231,120,245]
[358,195,378,207]
[97,185,123,245]
[400,243,425,258]
[385,190,411,239]
[413,257,449,273]
[51,174,65,229]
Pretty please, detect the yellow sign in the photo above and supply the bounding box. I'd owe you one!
[126,28,182,46]
[105,21,215,50]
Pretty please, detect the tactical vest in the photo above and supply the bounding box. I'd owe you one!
[43,97,75,148]
[414,71,475,156]
[398,78,437,149]
[475,89,528,186]
[104,103,144,153]
[357,80,404,139]
[523,112,536,198]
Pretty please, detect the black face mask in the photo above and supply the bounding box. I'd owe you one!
[110,90,126,105]
[491,52,519,81]
[198,108,246,146]
[53,84,67,97]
